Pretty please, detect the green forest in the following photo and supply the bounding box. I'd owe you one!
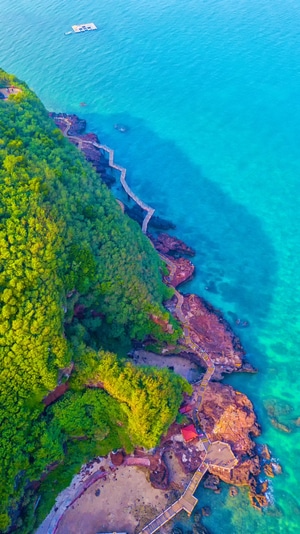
[0,69,190,532]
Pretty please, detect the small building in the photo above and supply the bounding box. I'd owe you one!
[179,403,193,415]
[181,424,198,442]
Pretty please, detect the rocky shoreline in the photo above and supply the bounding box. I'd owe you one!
[43,113,281,531]
[133,232,279,509]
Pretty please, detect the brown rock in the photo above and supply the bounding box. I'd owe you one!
[263,463,275,478]
[80,132,100,144]
[178,294,245,372]
[164,256,195,288]
[270,417,291,433]
[149,314,174,334]
[127,207,175,230]
[193,526,211,534]
[260,444,271,460]
[110,450,125,466]
[249,491,269,509]
[203,474,220,491]
[198,381,262,487]
[49,113,116,187]
[201,506,211,516]
[43,383,69,407]
[50,112,87,136]
[239,362,257,374]
[151,233,195,257]
[229,486,239,496]
[259,480,269,493]
[150,461,169,490]
[264,398,293,418]
[199,382,258,456]
[263,462,282,478]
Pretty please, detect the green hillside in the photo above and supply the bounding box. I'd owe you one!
[0,69,189,532]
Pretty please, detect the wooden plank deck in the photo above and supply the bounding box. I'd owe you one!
[139,463,208,534]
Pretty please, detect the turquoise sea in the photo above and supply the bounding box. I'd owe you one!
[1,0,300,531]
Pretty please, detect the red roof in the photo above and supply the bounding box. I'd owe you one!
[43,383,69,406]
[179,404,193,414]
[181,424,198,442]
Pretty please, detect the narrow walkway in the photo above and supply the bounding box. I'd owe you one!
[56,117,155,233]
[46,115,237,534]
[141,463,208,534]
[139,255,237,534]
[140,462,208,534]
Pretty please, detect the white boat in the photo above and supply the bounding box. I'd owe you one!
[71,23,97,33]
[64,23,97,35]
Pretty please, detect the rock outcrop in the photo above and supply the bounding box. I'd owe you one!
[164,293,248,377]
[150,232,195,257]
[199,382,260,479]
[50,112,115,187]
[164,257,195,288]
[198,381,270,505]
[110,450,125,466]
[47,113,276,514]
[49,112,86,135]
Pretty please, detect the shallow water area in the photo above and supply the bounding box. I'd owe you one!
[1,0,300,532]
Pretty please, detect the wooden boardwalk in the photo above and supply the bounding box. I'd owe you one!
[56,117,155,233]
[94,143,155,233]
[52,115,237,534]
[140,463,208,534]
[139,255,238,534]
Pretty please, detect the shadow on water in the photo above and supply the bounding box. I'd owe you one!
[78,111,281,414]
[77,109,279,364]
[70,110,289,534]
[82,110,278,331]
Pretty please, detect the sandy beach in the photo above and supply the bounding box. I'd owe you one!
[56,464,172,534]
[38,350,198,534]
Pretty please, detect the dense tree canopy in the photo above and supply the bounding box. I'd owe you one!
[0,69,188,533]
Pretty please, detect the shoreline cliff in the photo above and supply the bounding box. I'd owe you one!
[37,112,282,534]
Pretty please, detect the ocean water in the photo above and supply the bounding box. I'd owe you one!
[1,0,300,532]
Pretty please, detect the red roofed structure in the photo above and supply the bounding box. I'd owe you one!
[179,404,192,414]
[181,424,198,442]
[43,383,69,407]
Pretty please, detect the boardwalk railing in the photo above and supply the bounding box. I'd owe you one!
[140,462,208,534]
[94,142,155,233]
[138,254,216,534]
[55,116,155,233]
[48,115,236,534]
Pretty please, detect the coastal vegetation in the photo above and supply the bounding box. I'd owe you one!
[0,69,189,532]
